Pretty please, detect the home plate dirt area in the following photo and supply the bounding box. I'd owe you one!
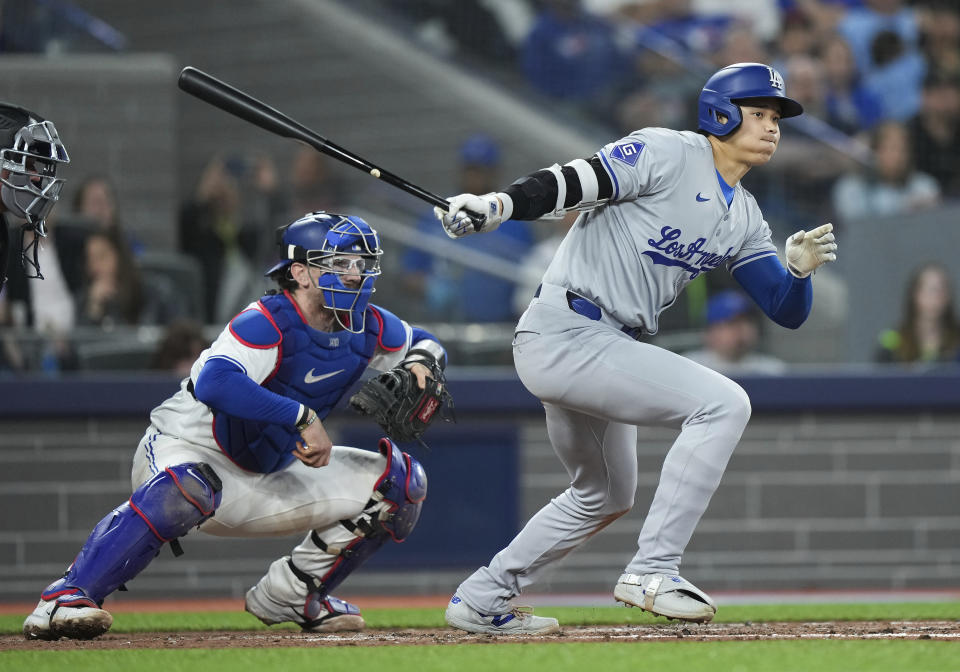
[4,621,960,649]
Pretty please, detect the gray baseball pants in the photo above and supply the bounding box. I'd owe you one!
[457,283,751,614]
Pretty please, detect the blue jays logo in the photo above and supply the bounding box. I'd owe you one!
[610,141,644,167]
[643,226,732,279]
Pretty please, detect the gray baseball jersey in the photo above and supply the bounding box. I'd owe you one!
[543,128,777,335]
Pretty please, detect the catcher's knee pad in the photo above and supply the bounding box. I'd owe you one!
[43,463,222,604]
[303,439,426,595]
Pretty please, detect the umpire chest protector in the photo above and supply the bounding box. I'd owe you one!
[213,291,406,473]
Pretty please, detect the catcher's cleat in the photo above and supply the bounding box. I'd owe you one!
[444,595,560,635]
[23,593,113,640]
[245,584,365,633]
[613,573,716,623]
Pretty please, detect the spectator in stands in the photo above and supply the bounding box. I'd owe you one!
[820,33,885,135]
[683,290,787,375]
[831,121,940,225]
[837,0,926,121]
[520,0,627,115]
[917,2,960,80]
[876,262,960,364]
[149,318,209,378]
[71,175,143,256]
[909,70,960,199]
[401,133,535,323]
[75,229,144,328]
[179,155,260,323]
[289,146,343,220]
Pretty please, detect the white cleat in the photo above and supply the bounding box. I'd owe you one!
[245,585,364,633]
[614,573,716,623]
[23,596,113,640]
[445,595,560,635]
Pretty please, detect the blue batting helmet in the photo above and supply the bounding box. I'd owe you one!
[697,63,804,137]
[266,211,382,333]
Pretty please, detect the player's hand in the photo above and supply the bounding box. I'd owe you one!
[294,419,333,468]
[434,192,506,238]
[786,223,837,278]
[405,361,432,390]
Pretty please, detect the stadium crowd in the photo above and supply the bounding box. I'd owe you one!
[2,0,959,373]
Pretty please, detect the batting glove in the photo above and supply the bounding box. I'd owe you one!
[434,192,511,238]
[785,223,837,278]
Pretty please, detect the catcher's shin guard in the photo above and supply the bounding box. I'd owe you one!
[41,463,221,605]
[311,438,426,593]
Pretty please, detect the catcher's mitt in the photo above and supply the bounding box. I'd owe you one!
[349,350,454,444]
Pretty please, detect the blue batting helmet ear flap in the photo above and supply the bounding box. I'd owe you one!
[697,63,804,137]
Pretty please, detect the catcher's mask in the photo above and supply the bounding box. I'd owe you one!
[266,211,382,333]
[0,102,70,280]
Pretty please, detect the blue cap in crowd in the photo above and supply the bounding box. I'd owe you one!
[460,133,500,167]
[706,290,753,326]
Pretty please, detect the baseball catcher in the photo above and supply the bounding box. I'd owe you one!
[24,212,445,641]
[350,347,453,445]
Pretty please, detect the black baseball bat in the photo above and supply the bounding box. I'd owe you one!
[177,66,485,230]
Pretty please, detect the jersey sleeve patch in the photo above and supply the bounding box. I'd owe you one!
[229,308,282,349]
[610,141,645,167]
[368,305,406,352]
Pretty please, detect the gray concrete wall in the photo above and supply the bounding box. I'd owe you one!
[2,411,957,603]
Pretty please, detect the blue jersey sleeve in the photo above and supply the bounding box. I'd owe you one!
[732,255,812,329]
[194,356,301,426]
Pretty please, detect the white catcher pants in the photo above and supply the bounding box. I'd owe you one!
[457,283,751,614]
[132,427,387,592]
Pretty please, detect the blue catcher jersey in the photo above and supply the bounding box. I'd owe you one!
[149,291,410,473]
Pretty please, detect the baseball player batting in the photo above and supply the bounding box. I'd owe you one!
[24,211,449,640]
[436,62,838,634]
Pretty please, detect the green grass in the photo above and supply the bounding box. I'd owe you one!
[3,642,960,672]
[2,601,957,633]
[2,603,958,672]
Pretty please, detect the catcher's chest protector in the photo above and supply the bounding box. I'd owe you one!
[213,293,382,473]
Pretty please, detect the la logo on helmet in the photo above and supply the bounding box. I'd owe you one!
[767,67,784,90]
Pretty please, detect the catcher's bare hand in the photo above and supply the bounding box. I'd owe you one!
[407,361,432,389]
[294,421,332,467]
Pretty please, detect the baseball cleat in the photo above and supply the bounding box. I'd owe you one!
[444,595,560,635]
[245,585,365,633]
[614,573,716,623]
[23,594,113,640]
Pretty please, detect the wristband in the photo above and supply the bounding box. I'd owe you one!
[296,407,318,432]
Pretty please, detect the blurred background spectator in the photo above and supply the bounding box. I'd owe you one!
[908,70,960,199]
[149,318,209,378]
[831,121,940,225]
[400,133,536,324]
[876,261,960,365]
[520,0,629,120]
[71,174,143,256]
[683,290,787,375]
[75,229,146,328]
[837,0,926,121]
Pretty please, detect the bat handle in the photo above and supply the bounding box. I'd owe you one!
[466,211,487,232]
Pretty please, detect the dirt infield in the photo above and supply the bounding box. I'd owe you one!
[4,621,960,649]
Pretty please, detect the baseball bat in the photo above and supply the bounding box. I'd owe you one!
[177,66,485,230]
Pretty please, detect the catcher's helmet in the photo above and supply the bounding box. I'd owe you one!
[266,211,383,333]
[697,63,804,137]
